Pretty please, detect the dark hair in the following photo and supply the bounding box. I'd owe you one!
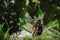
[38,20,41,22]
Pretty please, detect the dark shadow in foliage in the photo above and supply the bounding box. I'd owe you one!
[9,25,19,35]
[2,23,8,33]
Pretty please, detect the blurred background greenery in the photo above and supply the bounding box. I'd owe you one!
[0,0,60,40]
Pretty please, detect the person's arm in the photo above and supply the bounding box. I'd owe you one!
[32,22,38,36]
[32,23,37,30]
[32,23,37,36]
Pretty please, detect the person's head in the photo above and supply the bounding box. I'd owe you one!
[38,19,41,24]
[38,19,41,22]
[36,19,41,24]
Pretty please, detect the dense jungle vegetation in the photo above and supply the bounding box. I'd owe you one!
[0,0,60,40]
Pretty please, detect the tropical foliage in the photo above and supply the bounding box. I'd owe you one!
[0,0,60,40]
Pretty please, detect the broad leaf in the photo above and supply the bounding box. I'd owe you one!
[32,0,38,2]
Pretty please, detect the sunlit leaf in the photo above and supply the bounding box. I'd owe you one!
[20,19,26,26]
[49,20,57,27]
[38,8,43,16]
[32,0,38,2]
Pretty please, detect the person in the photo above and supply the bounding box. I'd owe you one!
[32,19,43,37]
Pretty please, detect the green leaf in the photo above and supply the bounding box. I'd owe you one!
[20,19,26,26]
[20,8,26,18]
[0,24,3,32]
[49,20,57,27]
[38,8,43,16]
[32,0,38,2]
